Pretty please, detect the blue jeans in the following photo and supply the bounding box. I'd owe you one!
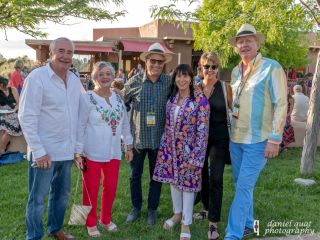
[224,141,267,240]
[26,158,73,240]
[129,148,162,211]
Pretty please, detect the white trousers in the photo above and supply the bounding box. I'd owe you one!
[170,185,195,225]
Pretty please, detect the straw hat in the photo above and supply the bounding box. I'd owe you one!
[228,24,265,46]
[140,42,172,64]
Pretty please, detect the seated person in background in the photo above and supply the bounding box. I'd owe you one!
[280,93,295,152]
[0,76,22,155]
[291,85,309,122]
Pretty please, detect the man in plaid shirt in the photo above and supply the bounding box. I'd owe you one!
[123,42,172,225]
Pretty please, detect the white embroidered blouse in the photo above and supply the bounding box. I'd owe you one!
[76,91,133,162]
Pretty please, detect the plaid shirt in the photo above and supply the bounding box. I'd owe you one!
[124,73,172,149]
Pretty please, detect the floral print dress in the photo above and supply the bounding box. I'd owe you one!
[153,93,210,192]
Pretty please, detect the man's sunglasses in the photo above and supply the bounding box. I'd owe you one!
[203,64,219,70]
[148,59,165,65]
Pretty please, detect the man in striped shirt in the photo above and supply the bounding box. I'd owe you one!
[224,24,287,240]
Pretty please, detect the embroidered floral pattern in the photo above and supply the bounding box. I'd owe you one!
[89,93,124,136]
[153,94,210,192]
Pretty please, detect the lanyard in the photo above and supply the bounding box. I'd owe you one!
[234,56,257,105]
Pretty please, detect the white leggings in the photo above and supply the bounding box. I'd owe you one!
[170,185,195,225]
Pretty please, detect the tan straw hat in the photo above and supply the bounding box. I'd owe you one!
[140,42,172,64]
[228,24,265,46]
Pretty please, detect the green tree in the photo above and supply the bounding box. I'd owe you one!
[151,0,313,69]
[0,0,126,38]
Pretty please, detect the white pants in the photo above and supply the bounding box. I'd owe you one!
[170,185,195,225]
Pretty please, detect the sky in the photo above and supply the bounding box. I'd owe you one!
[0,0,199,60]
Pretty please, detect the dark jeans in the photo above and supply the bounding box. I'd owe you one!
[199,138,230,222]
[26,159,73,240]
[129,148,162,211]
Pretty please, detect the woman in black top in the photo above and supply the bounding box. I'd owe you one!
[0,76,22,155]
[193,52,232,240]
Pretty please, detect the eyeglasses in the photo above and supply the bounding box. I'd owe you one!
[148,59,165,65]
[203,64,219,70]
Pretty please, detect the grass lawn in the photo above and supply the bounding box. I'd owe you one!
[0,148,319,240]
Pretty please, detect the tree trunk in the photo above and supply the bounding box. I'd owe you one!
[300,50,320,174]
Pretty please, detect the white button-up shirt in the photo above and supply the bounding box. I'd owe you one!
[18,64,84,161]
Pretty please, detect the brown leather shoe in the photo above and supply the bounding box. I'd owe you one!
[51,230,75,240]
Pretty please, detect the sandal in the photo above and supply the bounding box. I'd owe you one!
[193,210,208,220]
[163,218,179,230]
[180,232,191,240]
[99,221,118,232]
[208,224,219,240]
[87,226,101,238]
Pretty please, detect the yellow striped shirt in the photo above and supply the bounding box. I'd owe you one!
[230,53,287,144]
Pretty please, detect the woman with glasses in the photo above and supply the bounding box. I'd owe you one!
[75,61,133,238]
[153,64,210,240]
[0,76,22,155]
[193,52,233,240]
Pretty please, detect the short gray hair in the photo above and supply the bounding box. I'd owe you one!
[91,61,115,80]
[49,37,74,53]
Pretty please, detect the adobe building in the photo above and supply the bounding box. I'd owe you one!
[25,20,197,75]
[305,32,319,75]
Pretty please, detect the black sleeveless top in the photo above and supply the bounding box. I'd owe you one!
[207,81,229,140]
[0,87,16,109]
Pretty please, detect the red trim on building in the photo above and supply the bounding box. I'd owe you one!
[121,40,173,53]
[75,46,114,53]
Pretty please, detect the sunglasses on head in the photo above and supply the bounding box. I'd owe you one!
[203,64,218,70]
[148,58,165,65]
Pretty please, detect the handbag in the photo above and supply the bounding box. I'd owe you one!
[68,170,92,226]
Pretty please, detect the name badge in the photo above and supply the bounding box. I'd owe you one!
[146,112,156,126]
[232,103,240,119]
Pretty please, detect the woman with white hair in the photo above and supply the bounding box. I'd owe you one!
[75,61,133,238]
